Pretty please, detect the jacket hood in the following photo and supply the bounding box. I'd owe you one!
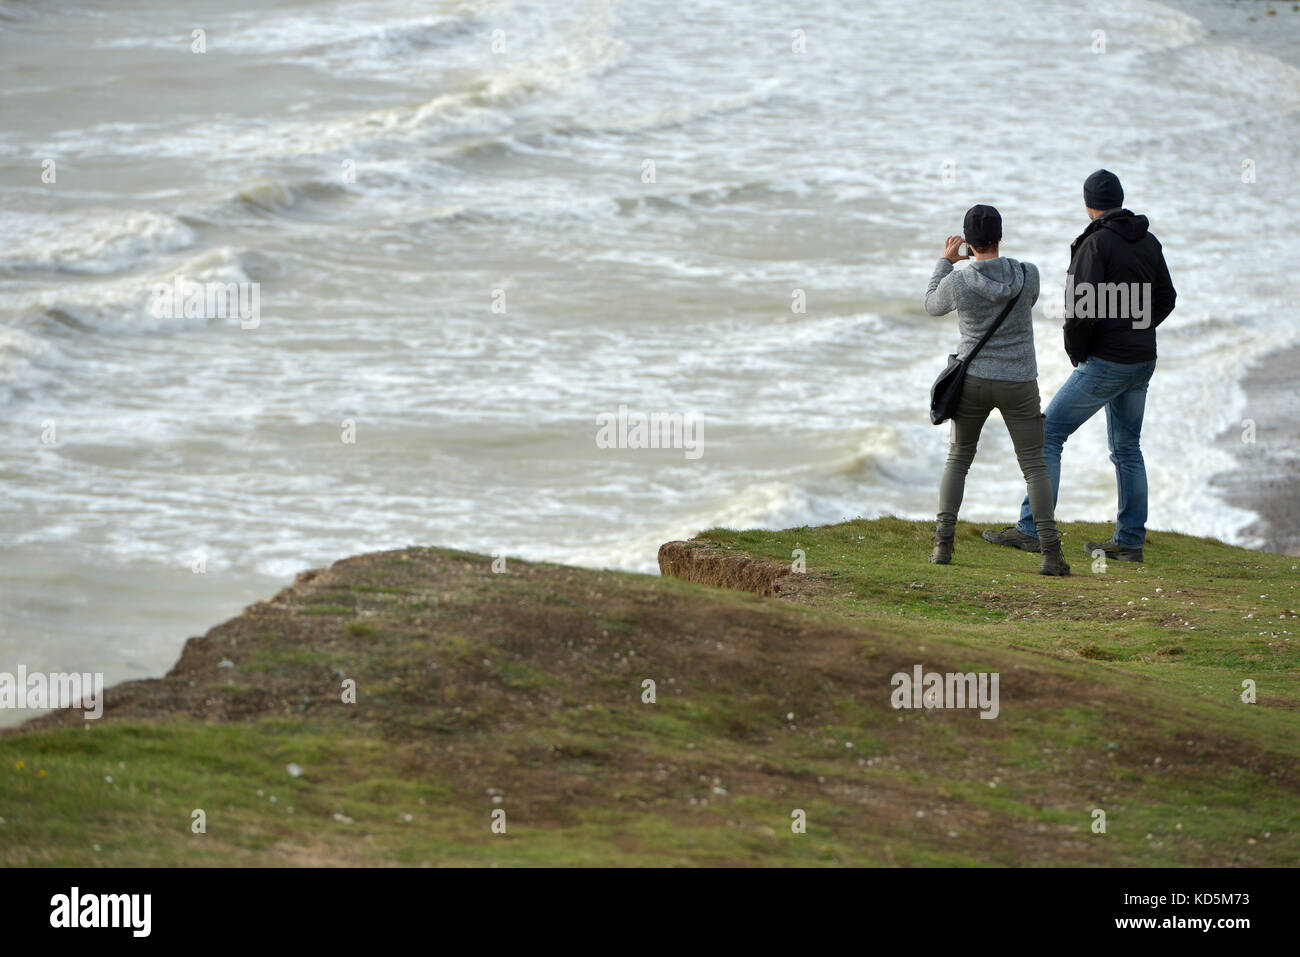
[1097,208,1151,242]
[963,257,1025,303]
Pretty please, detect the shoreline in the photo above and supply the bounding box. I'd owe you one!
[1212,342,1300,556]
[1157,0,1300,555]
[1158,0,1300,71]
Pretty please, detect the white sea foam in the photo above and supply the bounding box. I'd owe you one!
[0,209,196,275]
[5,248,253,335]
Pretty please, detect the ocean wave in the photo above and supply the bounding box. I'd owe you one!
[610,175,811,216]
[8,247,253,337]
[272,5,503,73]
[88,0,504,56]
[1134,0,1207,49]
[236,5,489,58]
[0,209,196,276]
[182,170,486,231]
[211,57,613,159]
[200,3,627,159]
[0,325,62,405]
[552,75,785,138]
[229,176,352,218]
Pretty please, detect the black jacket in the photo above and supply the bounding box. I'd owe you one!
[1063,209,1176,365]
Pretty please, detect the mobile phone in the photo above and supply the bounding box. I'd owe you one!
[961,243,974,258]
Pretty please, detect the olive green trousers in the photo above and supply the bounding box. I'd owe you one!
[936,375,1060,549]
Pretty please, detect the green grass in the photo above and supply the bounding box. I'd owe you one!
[697,518,1300,705]
[1,521,1296,866]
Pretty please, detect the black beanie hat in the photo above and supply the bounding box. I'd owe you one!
[963,204,1002,247]
[1084,169,1123,210]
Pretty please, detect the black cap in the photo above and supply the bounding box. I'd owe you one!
[963,204,1002,248]
[1083,169,1123,210]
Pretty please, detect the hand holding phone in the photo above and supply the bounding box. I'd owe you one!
[943,235,969,263]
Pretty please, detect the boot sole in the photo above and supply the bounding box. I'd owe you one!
[981,531,1040,553]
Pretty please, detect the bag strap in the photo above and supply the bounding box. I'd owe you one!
[963,263,1027,364]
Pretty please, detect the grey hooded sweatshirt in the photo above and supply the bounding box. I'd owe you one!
[924,256,1040,382]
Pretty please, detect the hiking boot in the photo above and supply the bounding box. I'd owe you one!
[1085,538,1144,563]
[981,526,1041,553]
[1038,542,1071,576]
[929,532,954,565]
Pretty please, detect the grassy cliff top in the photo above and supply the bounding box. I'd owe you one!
[1,518,1296,866]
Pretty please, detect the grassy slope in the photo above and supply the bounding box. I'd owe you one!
[1,519,1296,866]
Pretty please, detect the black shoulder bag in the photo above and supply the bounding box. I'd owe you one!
[929,263,1027,425]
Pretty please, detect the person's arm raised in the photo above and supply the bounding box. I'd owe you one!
[924,235,967,316]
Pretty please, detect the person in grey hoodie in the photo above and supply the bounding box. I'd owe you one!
[923,204,1070,575]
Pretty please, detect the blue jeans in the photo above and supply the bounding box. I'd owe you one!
[1016,357,1156,548]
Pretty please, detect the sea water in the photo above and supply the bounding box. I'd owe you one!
[1,0,1298,716]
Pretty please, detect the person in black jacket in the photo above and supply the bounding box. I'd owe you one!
[982,170,1176,563]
